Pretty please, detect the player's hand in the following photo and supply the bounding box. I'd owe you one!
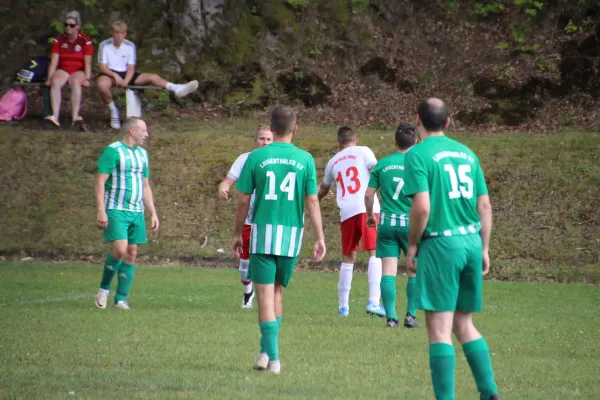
[150,213,160,231]
[366,213,377,228]
[482,249,490,275]
[82,78,91,88]
[114,76,125,87]
[313,239,326,262]
[325,189,334,199]
[96,210,108,229]
[44,79,52,87]
[407,245,418,273]
[232,235,243,258]
[218,185,229,201]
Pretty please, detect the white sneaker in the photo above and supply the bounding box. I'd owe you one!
[266,360,281,375]
[113,301,130,310]
[95,289,109,309]
[253,352,269,371]
[242,290,255,309]
[110,117,121,130]
[174,80,199,98]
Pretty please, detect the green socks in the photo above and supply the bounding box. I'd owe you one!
[259,320,279,361]
[100,253,122,290]
[430,343,456,400]
[406,276,417,317]
[380,275,397,320]
[463,338,498,400]
[115,263,135,303]
[261,316,282,354]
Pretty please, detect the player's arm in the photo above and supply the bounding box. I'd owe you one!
[143,178,159,231]
[218,177,236,200]
[123,64,136,87]
[475,161,492,274]
[408,192,430,247]
[95,173,109,228]
[317,183,331,201]
[318,161,334,202]
[306,156,326,261]
[365,167,379,227]
[365,187,378,228]
[45,53,59,86]
[306,194,326,262]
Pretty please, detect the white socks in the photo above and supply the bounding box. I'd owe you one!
[108,101,119,118]
[338,263,354,309]
[367,256,382,305]
[239,259,253,294]
[166,82,181,92]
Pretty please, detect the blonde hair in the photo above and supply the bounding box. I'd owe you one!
[64,10,81,26]
[256,125,271,137]
[111,20,128,33]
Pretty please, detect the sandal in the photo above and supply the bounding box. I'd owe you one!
[44,115,60,128]
[72,116,84,127]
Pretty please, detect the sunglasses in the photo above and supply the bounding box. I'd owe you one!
[64,22,77,28]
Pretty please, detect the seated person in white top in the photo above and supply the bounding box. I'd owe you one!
[96,20,199,129]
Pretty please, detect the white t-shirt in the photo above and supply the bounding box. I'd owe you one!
[323,146,381,222]
[227,152,256,226]
[98,38,136,72]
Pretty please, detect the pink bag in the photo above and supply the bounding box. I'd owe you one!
[0,88,28,121]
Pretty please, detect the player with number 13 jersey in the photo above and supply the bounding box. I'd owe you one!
[319,127,384,318]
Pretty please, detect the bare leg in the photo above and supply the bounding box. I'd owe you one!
[96,75,115,104]
[68,71,85,121]
[49,69,70,122]
[133,73,168,88]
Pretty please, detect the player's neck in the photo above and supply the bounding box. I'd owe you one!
[273,134,293,144]
[422,131,445,140]
[340,143,356,150]
[67,32,78,42]
[395,147,408,154]
[121,136,137,148]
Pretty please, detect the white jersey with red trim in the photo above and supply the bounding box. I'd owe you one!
[323,146,380,222]
[227,152,255,226]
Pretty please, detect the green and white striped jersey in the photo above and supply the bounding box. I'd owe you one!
[237,142,318,257]
[368,152,412,227]
[97,141,149,213]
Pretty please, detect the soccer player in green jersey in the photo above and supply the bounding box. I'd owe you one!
[94,117,159,310]
[365,123,420,329]
[404,99,500,400]
[232,106,326,374]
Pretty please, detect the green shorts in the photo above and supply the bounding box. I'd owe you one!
[248,254,297,287]
[103,210,147,244]
[416,234,483,312]
[376,223,409,258]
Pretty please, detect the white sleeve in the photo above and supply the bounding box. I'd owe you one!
[363,147,378,170]
[128,43,137,65]
[322,159,334,187]
[227,154,247,181]
[98,40,108,65]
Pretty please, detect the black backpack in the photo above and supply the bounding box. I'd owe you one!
[15,56,50,83]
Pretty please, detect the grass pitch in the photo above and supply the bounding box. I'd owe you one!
[1,261,598,399]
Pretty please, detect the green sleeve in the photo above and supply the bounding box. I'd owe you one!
[305,155,318,195]
[403,151,429,197]
[236,153,255,195]
[97,147,118,174]
[475,162,488,197]
[367,166,380,189]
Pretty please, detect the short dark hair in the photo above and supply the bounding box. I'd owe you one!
[417,98,449,132]
[270,106,296,135]
[337,126,356,144]
[395,123,416,150]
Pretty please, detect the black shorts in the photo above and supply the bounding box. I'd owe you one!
[97,69,142,85]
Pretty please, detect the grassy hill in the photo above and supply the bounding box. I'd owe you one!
[0,117,598,283]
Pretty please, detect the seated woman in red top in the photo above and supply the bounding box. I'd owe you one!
[45,10,93,127]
